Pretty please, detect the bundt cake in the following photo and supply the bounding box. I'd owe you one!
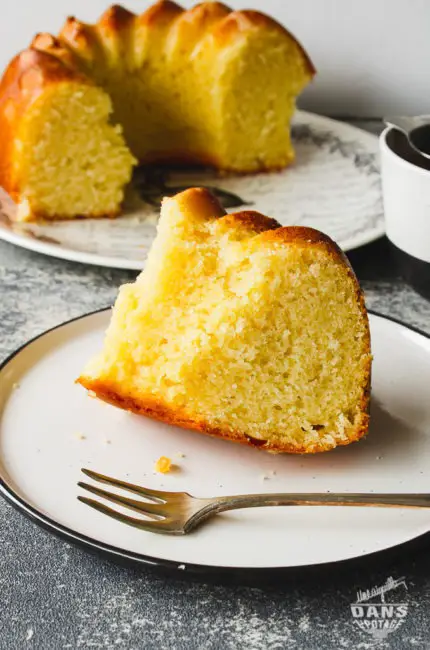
[78,187,371,454]
[0,1,314,222]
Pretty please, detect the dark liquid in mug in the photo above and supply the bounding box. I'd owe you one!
[410,125,430,159]
[388,129,430,171]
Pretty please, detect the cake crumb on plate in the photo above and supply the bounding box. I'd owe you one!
[154,456,172,474]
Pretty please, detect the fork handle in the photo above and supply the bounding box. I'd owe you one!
[205,493,430,515]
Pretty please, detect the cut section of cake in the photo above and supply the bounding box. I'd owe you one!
[78,188,371,454]
[0,49,136,221]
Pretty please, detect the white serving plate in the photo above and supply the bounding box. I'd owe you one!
[0,309,429,578]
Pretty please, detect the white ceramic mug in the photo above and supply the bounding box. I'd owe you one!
[380,127,430,297]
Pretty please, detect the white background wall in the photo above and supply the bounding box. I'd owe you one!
[1,0,429,117]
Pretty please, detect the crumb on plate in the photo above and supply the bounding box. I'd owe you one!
[154,456,172,474]
[74,431,86,440]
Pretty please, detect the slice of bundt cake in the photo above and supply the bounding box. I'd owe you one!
[78,188,371,454]
[0,1,315,221]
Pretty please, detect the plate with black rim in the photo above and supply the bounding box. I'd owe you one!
[0,111,384,270]
[0,308,430,579]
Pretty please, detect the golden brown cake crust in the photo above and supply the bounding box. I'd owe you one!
[57,0,316,83]
[138,0,184,27]
[98,4,137,30]
[173,185,227,219]
[212,9,316,77]
[78,375,370,454]
[78,188,371,454]
[219,210,280,233]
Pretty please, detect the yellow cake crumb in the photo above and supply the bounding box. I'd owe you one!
[154,456,172,474]
[74,431,86,440]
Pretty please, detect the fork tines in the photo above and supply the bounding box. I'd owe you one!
[77,468,185,535]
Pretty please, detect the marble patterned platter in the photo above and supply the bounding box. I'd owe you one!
[0,111,384,270]
[1,309,429,578]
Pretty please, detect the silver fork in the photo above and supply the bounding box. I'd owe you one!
[77,468,430,535]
